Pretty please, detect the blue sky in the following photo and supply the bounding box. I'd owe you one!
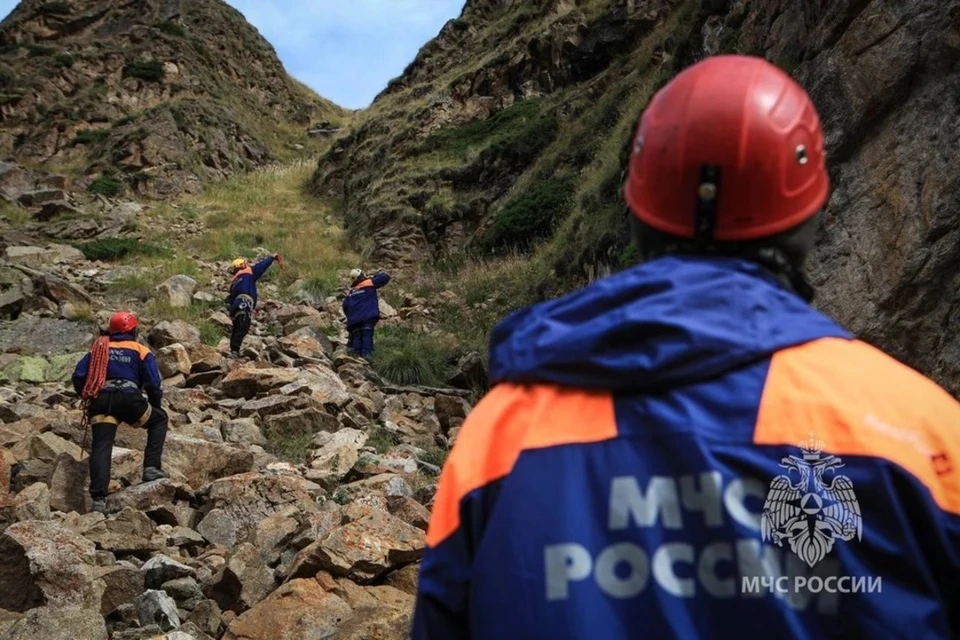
[0,0,466,110]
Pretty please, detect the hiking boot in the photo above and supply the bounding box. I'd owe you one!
[142,467,168,482]
[91,498,107,514]
[228,350,240,359]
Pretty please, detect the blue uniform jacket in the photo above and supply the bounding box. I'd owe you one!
[72,333,164,407]
[228,257,274,312]
[343,272,390,326]
[413,255,960,639]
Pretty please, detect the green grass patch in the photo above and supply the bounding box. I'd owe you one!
[480,177,575,254]
[157,21,187,37]
[71,128,110,146]
[87,175,124,197]
[122,60,164,83]
[75,238,171,262]
[26,44,56,57]
[53,53,74,67]
[371,326,456,387]
[264,427,314,465]
[366,427,399,454]
[420,99,546,157]
[0,200,29,226]
[37,1,71,15]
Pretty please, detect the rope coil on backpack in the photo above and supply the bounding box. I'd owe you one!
[79,333,111,459]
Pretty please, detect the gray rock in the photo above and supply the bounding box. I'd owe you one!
[205,542,275,613]
[158,343,192,377]
[157,275,198,308]
[141,554,197,589]
[162,576,205,610]
[98,564,146,616]
[1,605,108,640]
[221,418,266,446]
[135,589,181,632]
[149,321,201,348]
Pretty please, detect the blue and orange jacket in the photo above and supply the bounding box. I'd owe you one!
[413,255,960,639]
[343,272,390,326]
[228,257,274,311]
[72,333,164,407]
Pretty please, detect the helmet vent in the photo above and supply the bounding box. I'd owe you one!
[795,145,809,165]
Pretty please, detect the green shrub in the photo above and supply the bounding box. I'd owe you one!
[157,21,187,37]
[371,326,453,386]
[366,427,399,454]
[26,44,56,57]
[75,237,171,262]
[53,52,74,67]
[264,426,314,465]
[198,320,222,346]
[421,99,545,156]
[112,115,135,127]
[480,177,575,254]
[37,2,71,15]
[70,128,109,146]
[299,271,340,300]
[122,60,164,83]
[419,447,448,473]
[87,175,124,197]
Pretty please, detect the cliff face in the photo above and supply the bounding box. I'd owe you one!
[312,0,960,397]
[0,0,347,199]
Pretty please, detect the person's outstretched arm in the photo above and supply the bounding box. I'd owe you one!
[372,271,390,288]
[251,255,277,280]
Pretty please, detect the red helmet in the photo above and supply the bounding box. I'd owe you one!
[108,311,138,335]
[623,55,829,242]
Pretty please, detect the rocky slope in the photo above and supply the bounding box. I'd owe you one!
[0,0,347,199]
[312,0,960,397]
[0,229,482,638]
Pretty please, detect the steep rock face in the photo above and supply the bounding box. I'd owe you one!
[313,0,960,395]
[0,0,346,198]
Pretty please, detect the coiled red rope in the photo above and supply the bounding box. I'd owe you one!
[79,335,111,458]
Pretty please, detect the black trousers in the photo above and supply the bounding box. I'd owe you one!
[230,308,251,353]
[87,390,168,499]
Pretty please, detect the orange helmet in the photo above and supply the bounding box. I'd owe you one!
[108,311,138,335]
[624,55,829,242]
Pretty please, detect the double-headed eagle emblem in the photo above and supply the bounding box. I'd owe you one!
[761,434,862,567]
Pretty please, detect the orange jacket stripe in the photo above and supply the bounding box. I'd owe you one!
[426,383,618,547]
[232,266,253,281]
[109,340,151,361]
[756,337,960,514]
[351,278,374,291]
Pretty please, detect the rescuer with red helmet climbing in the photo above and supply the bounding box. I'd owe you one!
[414,55,960,638]
[72,311,169,514]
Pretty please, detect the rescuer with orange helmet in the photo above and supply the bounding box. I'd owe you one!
[413,55,960,639]
[72,311,169,514]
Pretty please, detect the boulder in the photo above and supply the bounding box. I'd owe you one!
[149,321,201,348]
[252,508,300,566]
[276,333,327,360]
[263,407,338,439]
[163,576,206,611]
[222,579,353,640]
[49,451,91,514]
[98,564,146,616]
[221,366,299,399]
[142,554,197,589]
[9,458,52,493]
[221,418,265,446]
[157,275,198,308]
[10,431,81,464]
[165,388,217,414]
[434,395,470,432]
[205,542,275,613]
[237,395,300,418]
[158,343,192,377]
[195,473,318,550]
[280,365,350,407]
[12,482,50,521]
[106,478,178,513]
[325,582,413,640]
[39,273,92,306]
[187,599,223,639]
[136,589,181,632]
[163,434,255,488]
[289,509,425,582]
[448,351,487,390]
[309,428,367,482]
[0,520,101,611]
[185,342,223,372]
[1,605,108,640]
[386,495,431,531]
[80,507,157,553]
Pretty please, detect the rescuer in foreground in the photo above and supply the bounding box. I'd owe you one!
[72,311,169,515]
[412,54,960,639]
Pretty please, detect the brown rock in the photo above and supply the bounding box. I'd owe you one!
[186,342,224,372]
[277,333,327,360]
[80,507,157,553]
[237,395,300,418]
[290,509,425,582]
[221,365,299,398]
[279,364,351,407]
[9,458,53,493]
[39,273,93,306]
[0,520,101,611]
[206,542,276,613]
[195,473,318,550]
[253,508,300,566]
[13,482,50,521]
[223,579,353,640]
[0,452,8,495]
[158,343,192,378]
[386,495,431,531]
[383,563,420,595]
[98,564,146,616]
[163,434,255,488]
[188,599,224,639]
[434,394,470,432]
[263,407,338,439]
[10,431,81,464]
[165,388,218,414]
[105,477,178,513]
